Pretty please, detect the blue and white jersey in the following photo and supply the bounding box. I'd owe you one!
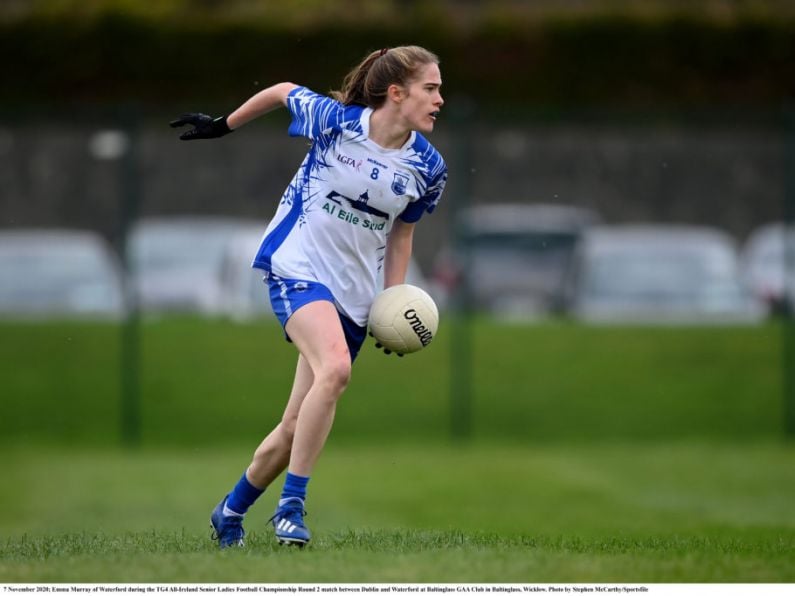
[253,86,447,326]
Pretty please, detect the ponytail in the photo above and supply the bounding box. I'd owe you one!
[330,46,439,108]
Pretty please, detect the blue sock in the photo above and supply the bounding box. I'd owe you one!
[280,472,310,503]
[225,471,264,516]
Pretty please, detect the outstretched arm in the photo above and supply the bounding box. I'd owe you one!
[227,82,298,129]
[171,82,298,140]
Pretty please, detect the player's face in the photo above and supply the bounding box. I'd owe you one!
[399,62,444,134]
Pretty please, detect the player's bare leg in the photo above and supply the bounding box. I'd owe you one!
[283,300,351,476]
[247,354,314,488]
[269,300,352,546]
[210,354,315,548]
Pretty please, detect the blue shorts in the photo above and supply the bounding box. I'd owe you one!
[265,273,367,362]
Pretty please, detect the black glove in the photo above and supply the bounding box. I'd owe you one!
[369,331,404,357]
[170,113,232,140]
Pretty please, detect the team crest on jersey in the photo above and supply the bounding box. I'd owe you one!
[391,172,410,195]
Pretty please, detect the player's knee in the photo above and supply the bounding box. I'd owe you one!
[318,356,351,397]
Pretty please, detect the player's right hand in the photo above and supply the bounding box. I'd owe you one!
[169,113,232,140]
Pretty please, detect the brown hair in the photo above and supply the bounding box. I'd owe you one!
[330,45,440,108]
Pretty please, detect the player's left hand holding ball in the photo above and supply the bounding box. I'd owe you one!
[170,113,233,140]
[368,331,404,357]
[368,285,438,358]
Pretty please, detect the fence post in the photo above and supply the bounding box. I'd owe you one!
[784,106,795,439]
[89,117,141,448]
[110,111,143,448]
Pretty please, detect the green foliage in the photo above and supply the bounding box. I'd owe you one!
[1,3,794,108]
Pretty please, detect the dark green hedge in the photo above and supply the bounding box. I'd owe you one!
[3,13,794,109]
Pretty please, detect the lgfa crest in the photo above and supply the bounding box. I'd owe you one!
[391,172,410,195]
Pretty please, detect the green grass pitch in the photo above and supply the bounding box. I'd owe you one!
[0,318,793,582]
[1,443,794,582]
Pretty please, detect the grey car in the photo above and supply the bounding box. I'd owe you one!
[435,203,600,318]
[565,224,764,324]
[127,215,264,315]
[740,222,795,316]
[0,228,124,319]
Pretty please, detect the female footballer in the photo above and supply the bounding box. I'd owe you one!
[171,45,447,548]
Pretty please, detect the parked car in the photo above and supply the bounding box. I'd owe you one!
[740,222,795,315]
[217,224,428,321]
[565,224,765,324]
[0,228,124,319]
[127,216,265,315]
[433,203,600,318]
